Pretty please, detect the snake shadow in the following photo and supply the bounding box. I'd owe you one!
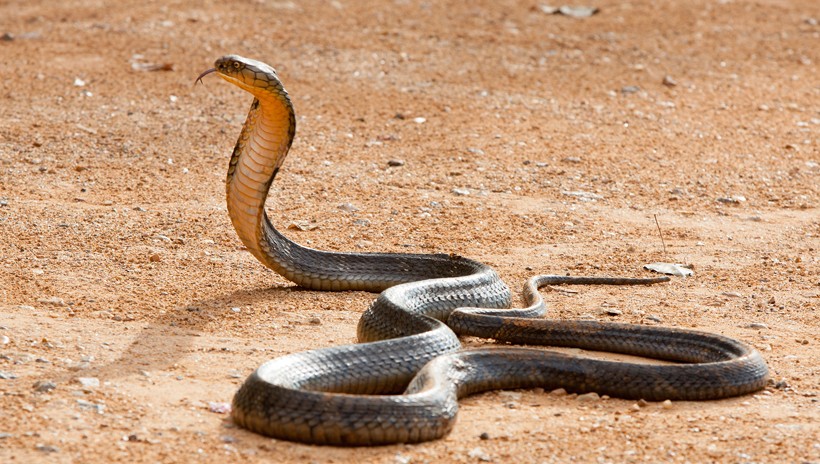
[71,284,311,381]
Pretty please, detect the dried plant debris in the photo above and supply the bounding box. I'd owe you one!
[644,262,694,278]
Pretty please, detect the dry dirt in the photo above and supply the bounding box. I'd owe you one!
[1,0,818,462]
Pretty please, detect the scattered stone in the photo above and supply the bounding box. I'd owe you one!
[721,291,742,298]
[662,399,673,409]
[621,85,640,94]
[387,159,405,167]
[148,254,161,263]
[338,203,359,212]
[230,307,241,313]
[637,399,649,407]
[662,75,677,87]
[77,399,105,414]
[562,156,582,163]
[602,308,622,316]
[539,5,599,17]
[287,220,319,231]
[353,219,370,226]
[37,296,66,307]
[716,195,746,204]
[156,235,171,242]
[412,117,426,124]
[646,314,663,323]
[561,190,603,201]
[468,447,491,462]
[36,444,60,453]
[33,380,56,392]
[577,392,600,402]
[77,377,100,388]
[395,453,412,464]
[0,371,17,380]
[479,432,490,440]
[747,322,769,330]
[550,388,567,396]
[16,305,36,311]
[0,32,14,41]
[220,435,236,443]
[452,188,471,196]
[208,402,231,414]
[467,147,485,155]
[1,335,8,345]
[0,433,13,439]
[308,317,322,325]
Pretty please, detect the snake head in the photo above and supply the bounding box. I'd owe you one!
[196,55,285,98]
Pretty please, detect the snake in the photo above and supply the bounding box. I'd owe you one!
[196,55,769,446]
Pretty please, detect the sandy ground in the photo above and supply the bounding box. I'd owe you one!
[1,0,818,462]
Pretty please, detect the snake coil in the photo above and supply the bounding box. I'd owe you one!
[197,55,769,446]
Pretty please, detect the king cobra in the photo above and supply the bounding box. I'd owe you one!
[196,55,768,446]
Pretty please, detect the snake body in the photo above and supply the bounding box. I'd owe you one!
[197,55,769,446]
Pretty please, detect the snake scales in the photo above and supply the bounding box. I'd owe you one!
[196,55,769,446]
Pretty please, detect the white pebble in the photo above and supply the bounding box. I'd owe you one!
[77,377,100,388]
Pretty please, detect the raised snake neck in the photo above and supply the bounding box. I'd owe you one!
[198,55,769,446]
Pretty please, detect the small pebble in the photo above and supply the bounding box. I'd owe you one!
[76,399,105,413]
[387,159,405,167]
[562,156,582,163]
[479,432,490,440]
[308,317,322,325]
[395,453,412,464]
[37,296,66,307]
[452,188,470,196]
[412,117,426,124]
[220,435,236,443]
[148,254,161,263]
[716,196,746,204]
[662,75,677,87]
[36,444,60,453]
[338,203,359,212]
[550,388,567,396]
[0,335,9,345]
[0,433,13,439]
[33,380,57,392]
[208,402,231,414]
[230,307,241,313]
[577,392,600,402]
[468,447,491,462]
[621,85,640,94]
[77,377,100,388]
[662,399,673,409]
[747,323,769,329]
[646,314,662,323]
[602,308,622,316]
[722,292,742,298]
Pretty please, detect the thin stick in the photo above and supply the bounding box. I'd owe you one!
[654,214,667,255]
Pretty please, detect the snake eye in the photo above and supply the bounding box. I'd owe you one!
[233,61,241,70]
